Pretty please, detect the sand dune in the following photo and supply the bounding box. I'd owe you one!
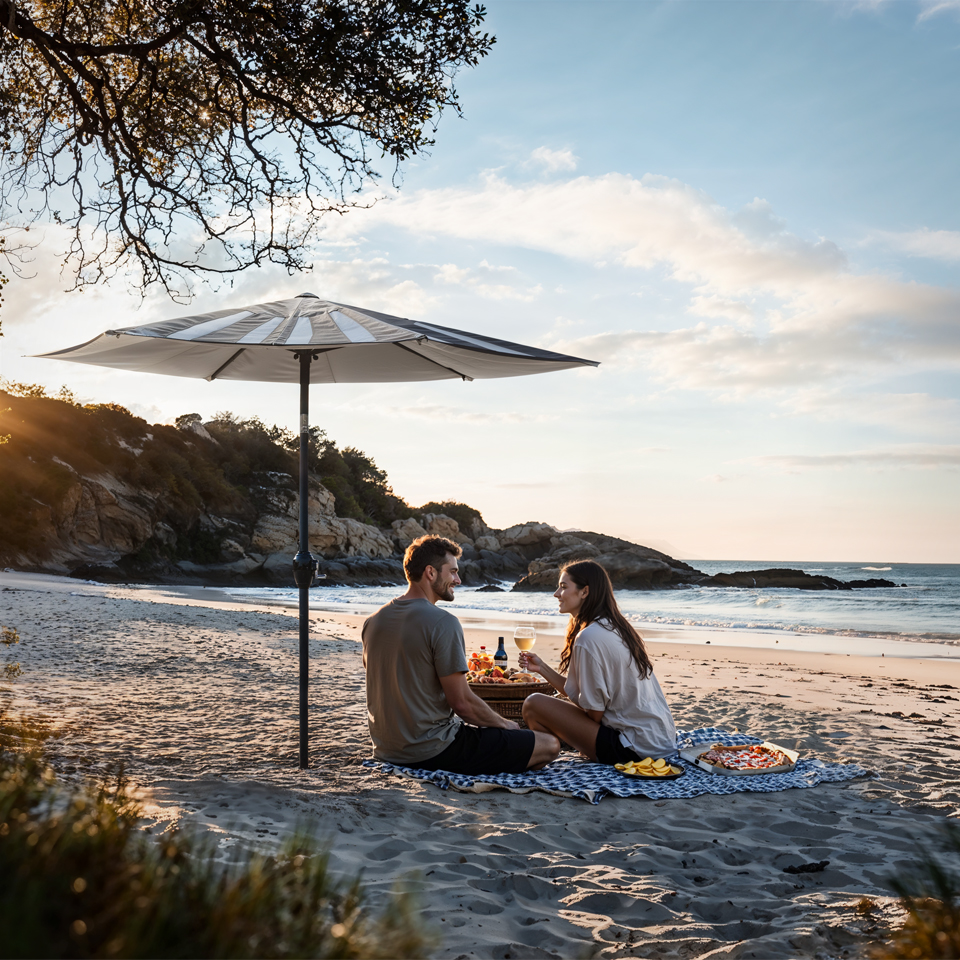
[2,570,958,958]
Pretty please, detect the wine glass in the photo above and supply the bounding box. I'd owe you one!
[514,626,536,669]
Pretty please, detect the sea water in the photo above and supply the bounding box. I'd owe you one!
[224,561,960,657]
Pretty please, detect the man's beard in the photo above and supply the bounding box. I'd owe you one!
[434,578,456,602]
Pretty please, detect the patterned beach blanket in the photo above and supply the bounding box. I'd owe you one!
[362,727,866,805]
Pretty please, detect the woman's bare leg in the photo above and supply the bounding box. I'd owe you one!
[522,694,601,761]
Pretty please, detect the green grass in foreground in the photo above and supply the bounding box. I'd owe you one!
[0,712,433,959]
[877,822,960,959]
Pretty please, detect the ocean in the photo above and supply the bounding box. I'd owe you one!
[224,560,960,659]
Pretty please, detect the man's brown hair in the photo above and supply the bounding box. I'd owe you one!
[403,535,461,583]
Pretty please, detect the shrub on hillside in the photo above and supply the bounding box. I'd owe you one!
[417,501,485,533]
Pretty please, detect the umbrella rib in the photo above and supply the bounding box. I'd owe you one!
[394,342,474,381]
[206,348,246,381]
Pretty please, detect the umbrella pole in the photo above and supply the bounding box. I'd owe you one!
[293,351,318,769]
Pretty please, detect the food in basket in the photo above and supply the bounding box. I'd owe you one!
[615,758,682,778]
[468,649,495,672]
[697,744,790,770]
[466,665,545,684]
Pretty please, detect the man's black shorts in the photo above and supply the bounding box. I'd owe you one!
[417,724,535,775]
[594,723,643,765]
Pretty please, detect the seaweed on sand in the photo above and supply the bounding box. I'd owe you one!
[0,711,434,959]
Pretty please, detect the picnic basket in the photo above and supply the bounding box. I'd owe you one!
[468,680,556,724]
[467,680,552,700]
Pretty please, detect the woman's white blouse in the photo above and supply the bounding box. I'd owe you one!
[564,620,676,757]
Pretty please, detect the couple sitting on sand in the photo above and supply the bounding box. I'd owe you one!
[362,535,676,774]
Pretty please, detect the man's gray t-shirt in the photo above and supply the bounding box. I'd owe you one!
[361,597,468,765]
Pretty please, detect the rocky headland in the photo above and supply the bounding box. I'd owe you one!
[0,387,898,592]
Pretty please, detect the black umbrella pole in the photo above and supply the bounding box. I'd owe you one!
[293,352,317,769]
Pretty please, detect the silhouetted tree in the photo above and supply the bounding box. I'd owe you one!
[0,1,494,295]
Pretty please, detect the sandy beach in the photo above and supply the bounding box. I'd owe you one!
[2,570,959,959]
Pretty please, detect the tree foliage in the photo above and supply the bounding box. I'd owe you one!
[0,0,494,294]
[205,413,415,526]
[418,499,484,532]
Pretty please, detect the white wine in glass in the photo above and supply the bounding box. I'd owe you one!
[514,626,536,652]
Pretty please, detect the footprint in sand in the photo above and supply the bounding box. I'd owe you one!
[566,891,677,924]
[466,900,504,915]
[468,874,556,902]
[365,838,415,861]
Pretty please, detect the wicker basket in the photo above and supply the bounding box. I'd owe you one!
[468,680,552,700]
[483,692,557,725]
[484,699,527,722]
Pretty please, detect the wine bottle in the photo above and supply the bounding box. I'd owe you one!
[494,636,508,670]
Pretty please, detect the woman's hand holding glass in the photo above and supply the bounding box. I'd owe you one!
[518,650,546,675]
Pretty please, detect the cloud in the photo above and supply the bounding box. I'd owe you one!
[917,0,960,19]
[752,445,960,470]
[433,260,542,301]
[871,227,960,262]
[324,171,960,393]
[335,400,552,424]
[494,481,560,489]
[781,388,960,433]
[527,147,578,173]
[689,294,754,323]
[332,172,850,297]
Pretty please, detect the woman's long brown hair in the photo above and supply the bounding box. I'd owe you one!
[557,560,653,680]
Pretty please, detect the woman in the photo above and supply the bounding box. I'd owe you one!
[520,560,676,764]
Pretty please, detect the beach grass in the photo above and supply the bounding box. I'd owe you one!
[2,625,22,681]
[878,823,960,959]
[0,709,433,959]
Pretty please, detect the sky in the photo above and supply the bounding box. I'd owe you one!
[2,0,960,563]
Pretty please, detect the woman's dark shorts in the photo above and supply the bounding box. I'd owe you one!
[595,723,644,766]
[417,724,536,775]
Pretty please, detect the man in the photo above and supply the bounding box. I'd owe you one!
[362,535,560,773]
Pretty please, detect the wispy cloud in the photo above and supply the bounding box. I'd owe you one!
[689,293,754,323]
[781,388,960,433]
[871,227,960,262]
[917,0,960,20]
[333,400,553,424]
[494,480,560,489]
[751,445,960,470]
[433,260,542,301]
[527,147,578,173]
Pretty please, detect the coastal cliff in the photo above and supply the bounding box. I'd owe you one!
[0,387,897,592]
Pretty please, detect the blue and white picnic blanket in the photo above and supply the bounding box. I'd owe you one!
[362,727,866,804]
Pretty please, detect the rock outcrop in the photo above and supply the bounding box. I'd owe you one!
[10,460,165,574]
[512,529,702,591]
[698,569,897,591]
[248,476,393,565]
[391,517,429,549]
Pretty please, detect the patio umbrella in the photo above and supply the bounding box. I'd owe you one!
[37,293,599,768]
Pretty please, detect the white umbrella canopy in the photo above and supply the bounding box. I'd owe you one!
[37,293,597,383]
[38,293,599,770]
